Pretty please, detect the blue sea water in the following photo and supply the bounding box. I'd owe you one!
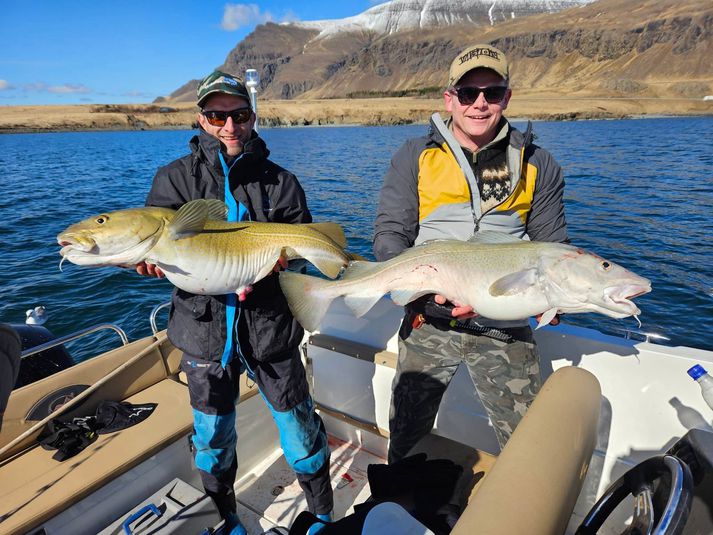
[0,117,712,362]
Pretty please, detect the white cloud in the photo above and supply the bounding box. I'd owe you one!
[0,80,12,90]
[46,84,91,94]
[221,4,273,31]
[18,82,91,94]
[123,90,151,98]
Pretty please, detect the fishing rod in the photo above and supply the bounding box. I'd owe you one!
[245,68,259,132]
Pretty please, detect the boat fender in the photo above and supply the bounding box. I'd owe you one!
[11,323,73,388]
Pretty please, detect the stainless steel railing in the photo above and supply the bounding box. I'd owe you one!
[150,301,171,335]
[618,328,671,344]
[20,323,129,359]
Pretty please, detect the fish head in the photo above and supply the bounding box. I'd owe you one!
[540,245,652,319]
[57,208,168,266]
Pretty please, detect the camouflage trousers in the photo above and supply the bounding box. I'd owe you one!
[388,320,542,464]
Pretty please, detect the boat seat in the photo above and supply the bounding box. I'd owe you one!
[451,366,602,535]
[1,335,169,457]
[0,378,192,535]
[0,362,261,535]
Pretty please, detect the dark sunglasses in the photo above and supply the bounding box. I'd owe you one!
[201,107,253,127]
[451,85,508,105]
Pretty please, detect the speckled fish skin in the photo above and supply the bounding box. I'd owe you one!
[279,235,652,332]
[57,202,350,295]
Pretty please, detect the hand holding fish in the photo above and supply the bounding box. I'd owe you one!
[536,312,560,326]
[238,255,288,301]
[433,294,477,320]
[136,261,165,278]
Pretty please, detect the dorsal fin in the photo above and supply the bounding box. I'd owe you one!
[204,199,228,221]
[304,223,346,248]
[468,231,524,245]
[415,238,460,248]
[340,260,381,282]
[168,199,211,240]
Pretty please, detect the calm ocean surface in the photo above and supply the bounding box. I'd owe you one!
[1,117,712,361]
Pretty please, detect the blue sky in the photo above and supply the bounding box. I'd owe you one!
[0,1,379,105]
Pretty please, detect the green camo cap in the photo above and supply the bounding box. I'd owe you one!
[196,70,250,108]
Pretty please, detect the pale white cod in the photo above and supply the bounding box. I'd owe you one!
[279,231,652,332]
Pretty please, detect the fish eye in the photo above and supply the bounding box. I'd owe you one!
[600,261,612,271]
[96,215,109,224]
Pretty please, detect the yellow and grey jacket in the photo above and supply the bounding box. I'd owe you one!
[373,113,568,328]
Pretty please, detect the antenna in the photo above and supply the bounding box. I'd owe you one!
[245,68,259,132]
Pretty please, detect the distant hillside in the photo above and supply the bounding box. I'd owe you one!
[164,0,713,103]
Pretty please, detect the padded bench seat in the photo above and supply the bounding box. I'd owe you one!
[0,378,193,535]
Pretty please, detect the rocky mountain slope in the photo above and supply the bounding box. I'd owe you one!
[165,0,712,102]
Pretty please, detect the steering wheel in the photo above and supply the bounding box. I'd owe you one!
[576,455,693,535]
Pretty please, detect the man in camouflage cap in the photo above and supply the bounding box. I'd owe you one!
[196,70,251,108]
[138,69,334,534]
[374,44,568,462]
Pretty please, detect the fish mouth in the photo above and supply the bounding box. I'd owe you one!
[57,234,97,255]
[603,283,652,315]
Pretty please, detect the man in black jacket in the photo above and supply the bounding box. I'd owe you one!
[139,71,333,534]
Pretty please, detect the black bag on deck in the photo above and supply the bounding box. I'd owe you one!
[289,453,463,535]
[38,401,157,461]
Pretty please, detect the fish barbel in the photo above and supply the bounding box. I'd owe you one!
[57,199,351,295]
[279,232,652,332]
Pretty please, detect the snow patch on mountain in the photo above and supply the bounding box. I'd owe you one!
[288,0,595,38]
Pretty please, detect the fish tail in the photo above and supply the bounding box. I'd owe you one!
[279,272,336,332]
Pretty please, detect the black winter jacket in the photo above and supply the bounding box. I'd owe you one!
[146,131,311,362]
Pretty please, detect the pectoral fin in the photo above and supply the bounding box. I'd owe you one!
[536,308,558,329]
[489,268,538,297]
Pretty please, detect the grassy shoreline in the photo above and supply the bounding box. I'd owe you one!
[1,96,711,134]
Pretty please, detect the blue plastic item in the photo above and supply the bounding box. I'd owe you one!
[122,503,162,534]
[688,364,707,381]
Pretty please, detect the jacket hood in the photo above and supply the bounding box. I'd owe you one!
[427,113,533,153]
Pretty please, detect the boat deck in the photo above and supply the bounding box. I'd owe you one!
[235,434,384,532]
[234,426,496,533]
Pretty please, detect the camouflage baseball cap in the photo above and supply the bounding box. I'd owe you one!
[447,44,509,87]
[196,70,250,108]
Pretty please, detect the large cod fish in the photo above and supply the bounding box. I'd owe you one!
[279,232,652,332]
[57,199,351,295]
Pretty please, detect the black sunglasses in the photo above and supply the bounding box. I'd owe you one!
[201,107,253,127]
[451,85,508,106]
